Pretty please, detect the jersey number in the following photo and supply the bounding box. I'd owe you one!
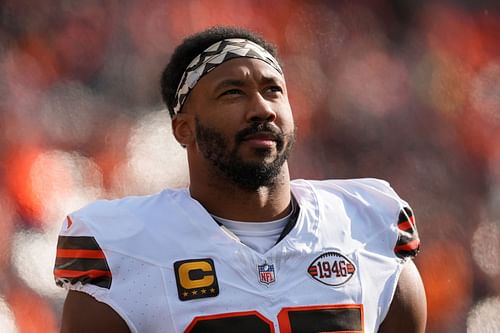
[184,304,363,333]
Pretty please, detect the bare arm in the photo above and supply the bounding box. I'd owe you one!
[60,290,131,333]
[378,260,427,333]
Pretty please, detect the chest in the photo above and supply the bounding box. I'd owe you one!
[106,191,399,332]
[167,246,364,332]
[110,231,375,333]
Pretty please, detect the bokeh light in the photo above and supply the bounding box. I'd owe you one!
[467,296,500,332]
[111,110,189,195]
[471,221,500,277]
[12,228,66,300]
[0,297,18,333]
[28,150,105,226]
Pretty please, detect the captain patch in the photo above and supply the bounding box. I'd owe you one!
[174,258,219,301]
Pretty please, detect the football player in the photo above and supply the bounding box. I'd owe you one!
[55,26,426,333]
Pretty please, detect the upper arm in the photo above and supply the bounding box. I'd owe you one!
[60,290,131,333]
[378,260,427,333]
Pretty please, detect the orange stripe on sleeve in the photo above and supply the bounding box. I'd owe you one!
[397,220,416,231]
[56,248,106,259]
[54,269,112,279]
[394,239,420,252]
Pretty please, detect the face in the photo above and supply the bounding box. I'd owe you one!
[182,57,296,190]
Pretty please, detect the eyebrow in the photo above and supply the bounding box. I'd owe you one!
[213,79,246,91]
[213,75,283,92]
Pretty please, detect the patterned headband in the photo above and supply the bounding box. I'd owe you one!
[172,38,283,115]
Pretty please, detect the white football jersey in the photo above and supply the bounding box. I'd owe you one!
[54,178,420,333]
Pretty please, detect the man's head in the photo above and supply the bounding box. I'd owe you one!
[161,26,279,118]
[161,26,296,190]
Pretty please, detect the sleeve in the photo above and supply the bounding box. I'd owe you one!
[345,178,421,261]
[393,206,420,260]
[53,214,112,290]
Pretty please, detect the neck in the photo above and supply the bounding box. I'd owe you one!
[189,164,292,222]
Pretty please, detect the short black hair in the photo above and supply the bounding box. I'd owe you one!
[160,26,279,118]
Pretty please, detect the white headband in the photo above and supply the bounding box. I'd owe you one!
[172,38,283,115]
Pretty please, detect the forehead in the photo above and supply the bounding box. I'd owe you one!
[197,57,285,87]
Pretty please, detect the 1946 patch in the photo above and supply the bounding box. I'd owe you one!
[307,252,356,287]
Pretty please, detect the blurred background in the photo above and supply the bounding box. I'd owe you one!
[0,0,499,332]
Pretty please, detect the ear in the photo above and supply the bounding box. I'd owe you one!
[172,113,195,147]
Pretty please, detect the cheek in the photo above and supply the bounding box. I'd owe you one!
[279,105,295,133]
[202,100,244,123]
[196,118,238,147]
[208,113,244,137]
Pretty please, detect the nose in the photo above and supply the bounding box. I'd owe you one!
[245,93,277,123]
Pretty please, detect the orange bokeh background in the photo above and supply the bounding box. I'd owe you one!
[0,1,499,332]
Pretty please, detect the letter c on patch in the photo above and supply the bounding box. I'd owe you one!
[178,261,214,289]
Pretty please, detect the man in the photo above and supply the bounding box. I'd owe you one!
[54,26,426,332]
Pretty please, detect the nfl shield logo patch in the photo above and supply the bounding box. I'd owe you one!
[258,263,276,285]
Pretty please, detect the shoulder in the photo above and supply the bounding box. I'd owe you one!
[293,177,408,214]
[55,189,187,332]
[62,188,184,239]
[293,178,420,260]
[294,177,401,199]
[53,189,181,288]
[72,190,170,224]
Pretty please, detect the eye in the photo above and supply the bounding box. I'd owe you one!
[220,89,244,97]
[265,85,283,94]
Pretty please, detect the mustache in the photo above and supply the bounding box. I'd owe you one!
[235,123,285,144]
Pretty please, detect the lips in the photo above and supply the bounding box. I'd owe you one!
[241,132,279,149]
[242,132,278,142]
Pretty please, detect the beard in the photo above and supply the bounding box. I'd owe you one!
[195,118,296,191]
